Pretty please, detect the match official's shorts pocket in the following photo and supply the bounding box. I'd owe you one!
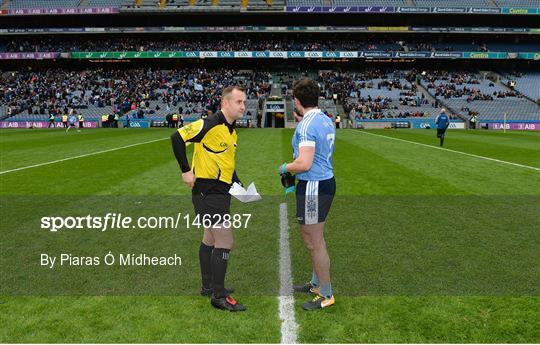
[192,193,231,228]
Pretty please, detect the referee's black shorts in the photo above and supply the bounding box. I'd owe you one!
[437,128,447,137]
[192,178,231,228]
[296,177,336,225]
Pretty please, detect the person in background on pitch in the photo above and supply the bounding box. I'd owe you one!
[66,113,78,133]
[171,86,246,312]
[48,113,55,128]
[62,113,68,129]
[279,78,336,311]
[435,108,450,147]
[78,113,84,131]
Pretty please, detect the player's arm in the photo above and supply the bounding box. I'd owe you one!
[284,146,315,173]
[281,123,317,173]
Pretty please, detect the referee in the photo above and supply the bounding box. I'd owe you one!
[280,78,336,310]
[171,86,246,312]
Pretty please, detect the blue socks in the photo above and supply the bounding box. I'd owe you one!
[310,271,320,287]
[320,283,333,299]
[310,271,332,298]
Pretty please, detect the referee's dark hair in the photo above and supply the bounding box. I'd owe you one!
[222,85,246,100]
[293,78,320,108]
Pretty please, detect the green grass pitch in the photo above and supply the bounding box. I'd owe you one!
[1,127,539,343]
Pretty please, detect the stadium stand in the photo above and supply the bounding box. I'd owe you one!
[286,0,323,5]
[82,0,124,7]
[420,71,540,120]
[494,0,540,7]
[5,66,537,122]
[414,0,495,7]
[6,0,124,8]
[1,35,538,53]
[502,72,540,102]
[331,0,407,5]
[8,0,80,8]
[314,70,440,119]
[7,0,540,9]
[445,99,539,121]
[0,68,271,122]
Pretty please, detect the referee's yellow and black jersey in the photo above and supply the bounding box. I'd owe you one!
[172,111,238,185]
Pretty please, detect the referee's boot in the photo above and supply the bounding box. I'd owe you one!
[302,294,335,311]
[200,286,235,297]
[211,294,246,312]
[293,282,320,295]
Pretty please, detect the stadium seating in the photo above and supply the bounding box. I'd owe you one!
[9,0,540,9]
[8,0,80,8]
[0,68,269,122]
[286,0,323,6]
[6,0,125,8]
[284,0,540,7]
[494,0,540,7]
[2,68,538,122]
[445,98,540,120]
[118,0,540,8]
[2,35,538,53]
[487,43,540,52]
[319,99,338,117]
[414,0,495,7]
[83,0,124,7]
[502,72,540,101]
[330,0,407,6]
[419,71,540,120]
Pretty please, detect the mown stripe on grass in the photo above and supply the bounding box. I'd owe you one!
[354,130,540,172]
[0,137,168,175]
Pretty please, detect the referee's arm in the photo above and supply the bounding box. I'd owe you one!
[232,170,242,186]
[171,131,191,173]
[170,119,209,187]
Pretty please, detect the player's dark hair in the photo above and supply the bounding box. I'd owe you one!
[293,78,320,108]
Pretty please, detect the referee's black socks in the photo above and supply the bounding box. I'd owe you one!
[199,242,214,290]
[211,248,230,298]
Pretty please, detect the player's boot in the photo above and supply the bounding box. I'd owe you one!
[302,294,335,311]
[211,294,246,312]
[440,134,445,146]
[200,286,235,297]
[293,283,320,295]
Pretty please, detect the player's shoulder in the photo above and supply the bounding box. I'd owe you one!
[314,113,334,129]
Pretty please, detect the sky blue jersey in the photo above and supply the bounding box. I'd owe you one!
[292,108,335,181]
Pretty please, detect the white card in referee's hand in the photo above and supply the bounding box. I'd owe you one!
[229,182,262,203]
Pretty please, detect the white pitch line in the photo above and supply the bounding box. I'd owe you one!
[354,130,540,172]
[279,202,299,344]
[0,137,168,175]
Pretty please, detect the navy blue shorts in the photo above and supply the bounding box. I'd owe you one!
[437,128,447,137]
[296,177,336,225]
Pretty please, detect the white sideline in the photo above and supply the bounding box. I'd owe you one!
[0,137,168,175]
[279,202,299,344]
[354,130,540,172]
